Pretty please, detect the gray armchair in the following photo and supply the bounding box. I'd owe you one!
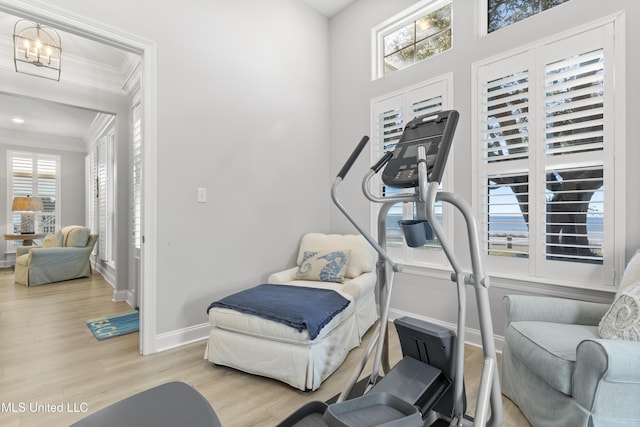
[14,226,98,286]
[502,294,640,427]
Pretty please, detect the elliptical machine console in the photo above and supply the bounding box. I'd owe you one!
[381,111,458,188]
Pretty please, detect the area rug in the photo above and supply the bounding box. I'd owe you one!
[86,311,139,340]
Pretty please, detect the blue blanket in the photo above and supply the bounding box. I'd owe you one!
[207,284,351,340]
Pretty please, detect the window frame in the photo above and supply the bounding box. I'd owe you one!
[371,0,452,80]
[6,150,61,251]
[472,14,626,290]
[370,73,454,268]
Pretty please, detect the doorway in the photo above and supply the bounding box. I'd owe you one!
[0,0,157,355]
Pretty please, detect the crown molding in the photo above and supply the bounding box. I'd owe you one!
[0,35,137,95]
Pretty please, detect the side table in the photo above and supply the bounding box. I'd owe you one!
[3,233,45,246]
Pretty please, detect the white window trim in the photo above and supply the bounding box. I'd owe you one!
[371,0,452,80]
[478,0,489,37]
[370,73,454,269]
[471,13,626,291]
[6,150,61,252]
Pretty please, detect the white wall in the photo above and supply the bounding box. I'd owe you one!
[32,0,332,336]
[329,0,640,339]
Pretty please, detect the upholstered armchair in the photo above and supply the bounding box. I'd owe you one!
[502,252,640,427]
[14,226,98,286]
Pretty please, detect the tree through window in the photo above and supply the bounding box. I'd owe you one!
[374,0,452,78]
[475,22,619,286]
[488,0,571,33]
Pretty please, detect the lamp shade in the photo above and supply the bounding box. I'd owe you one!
[12,196,44,212]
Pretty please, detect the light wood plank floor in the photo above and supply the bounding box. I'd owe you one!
[0,269,530,426]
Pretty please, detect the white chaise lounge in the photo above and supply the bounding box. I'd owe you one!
[205,233,378,390]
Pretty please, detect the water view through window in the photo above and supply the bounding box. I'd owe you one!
[488,178,603,263]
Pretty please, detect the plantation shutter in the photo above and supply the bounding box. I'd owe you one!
[9,152,59,234]
[12,154,33,197]
[37,157,57,233]
[97,138,108,260]
[373,94,405,247]
[537,25,614,280]
[475,23,616,285]
[131,102,142,250]
[85,151,97,249]
[479,52,531,258]
[10,154,34,234]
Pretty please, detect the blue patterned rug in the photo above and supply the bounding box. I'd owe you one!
[86,311,139,340]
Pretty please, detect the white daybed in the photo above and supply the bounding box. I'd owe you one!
[205,233,377,391]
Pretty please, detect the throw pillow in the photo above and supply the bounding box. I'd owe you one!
[42,233,61,248]
[296,250,351,283]
[598,282,640,340]
[64,227,90,247]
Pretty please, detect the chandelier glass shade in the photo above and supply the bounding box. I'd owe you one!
[13,20,62,81]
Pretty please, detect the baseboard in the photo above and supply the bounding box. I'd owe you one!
[94,264,116,288]
[388,308,505,353]
[151,311,504,355]
[155,322,211,352]
[112,289,137,308]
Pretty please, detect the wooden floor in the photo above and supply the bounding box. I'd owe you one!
[0,269,530,426]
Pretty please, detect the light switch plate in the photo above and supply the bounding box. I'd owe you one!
[197,187,207,203]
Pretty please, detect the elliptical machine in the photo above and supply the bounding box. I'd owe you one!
[279,110,502,427]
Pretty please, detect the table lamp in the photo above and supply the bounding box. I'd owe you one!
[12,196,44,234]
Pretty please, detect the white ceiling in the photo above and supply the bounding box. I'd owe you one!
[302,0,356,17]
[0,93,100,139]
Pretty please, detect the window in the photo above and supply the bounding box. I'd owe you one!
[131,101,142,251]
[373,0,452,79]
[371,75,452,266]
[7,151,60,248]
[474,21,622,287]
[97,130,116,265]
[85,114,116,267]
[486,0,571,33]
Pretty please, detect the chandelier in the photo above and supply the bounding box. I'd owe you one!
[13,19,62,81]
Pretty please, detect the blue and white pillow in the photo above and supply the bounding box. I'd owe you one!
[296,250,351,283]
[599,282,640,341]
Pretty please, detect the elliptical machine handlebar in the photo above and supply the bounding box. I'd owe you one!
[331,138,402,273]
[372,151,394,174]
[337,136,369,180]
